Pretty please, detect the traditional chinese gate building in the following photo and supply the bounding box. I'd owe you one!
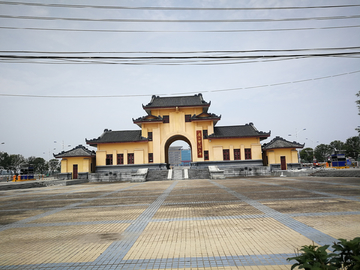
[85,94,271,172]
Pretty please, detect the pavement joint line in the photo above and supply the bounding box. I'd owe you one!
[5,253,295,269]
[245,178,360,202]
[209,179,339,248]
[0,185,106,208]
[278,177,360,188]
[94,181,179,264]
[0,185,67,198]
[8,206,356,244]
[288,211,360,217]
[0,203,152,212]
[0,183,146,232]
[257,196,333,201]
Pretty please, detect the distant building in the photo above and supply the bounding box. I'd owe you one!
[168,146,182,167]
[181,149,191,166]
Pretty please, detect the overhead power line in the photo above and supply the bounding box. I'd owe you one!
[2,46,360,54]
[0,48,359,64]
[1,25,360,33]
[1,14,360,23]
[1,1,359,10]
[0,69,359,98]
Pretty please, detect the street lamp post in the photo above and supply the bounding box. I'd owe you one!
[306,138,319,149]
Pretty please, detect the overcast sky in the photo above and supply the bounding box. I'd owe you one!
[0,0,359,160]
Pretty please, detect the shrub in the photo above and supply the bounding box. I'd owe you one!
[287,237,360,270]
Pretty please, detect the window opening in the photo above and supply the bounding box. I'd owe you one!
[117,154,124,165]
[128,153,134,164]
[245,149,252,160]
[106,154,113,165]
[234,149,241,160]
[223,149,230,160]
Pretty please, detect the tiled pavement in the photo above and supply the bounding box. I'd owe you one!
[0,177,359,269]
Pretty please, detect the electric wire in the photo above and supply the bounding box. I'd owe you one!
[1,1,359,11]
[1,46,359,54]
[1,14,360,23]
[1,25,360,33]
[0,69,359,98]
[0,51,359,65]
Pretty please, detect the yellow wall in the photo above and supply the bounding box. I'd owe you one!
[207,137,262,161]
[265,148,299,165]
[60,157,94,174]
[97,142,149,166]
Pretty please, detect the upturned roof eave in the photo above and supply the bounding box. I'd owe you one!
[208,134,270,140]
[263,144,305,150]
[143,103,210,111]
[54,154,95,158]
[86,139,148,145]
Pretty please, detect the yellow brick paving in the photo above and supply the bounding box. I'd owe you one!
[0,177,358,269]
[294,215,360,240]
[123,218,311,260]
[30,205,147,223]
[0,224,129,265]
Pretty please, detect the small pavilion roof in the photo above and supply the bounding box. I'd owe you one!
[53,145,95,158]
[190,112,221,124]
[262,136,304,150]
[143,93,210,113]
[86,129,147,146]
[208,123,270,141]
[133,114,163,127]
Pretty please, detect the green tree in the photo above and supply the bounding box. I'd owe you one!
[8,154,25,175]
[32,157,48,174]
[0,151,10,171]
[344,136,360,160]
[314,144,332,162]
[26,156,37,166]
[299,148,314,163]
[329,140,345,152]
[48,159,60,174]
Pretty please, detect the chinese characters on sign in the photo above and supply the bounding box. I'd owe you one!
[196,130,203,158]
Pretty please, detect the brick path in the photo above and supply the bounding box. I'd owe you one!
[0,177,359,269]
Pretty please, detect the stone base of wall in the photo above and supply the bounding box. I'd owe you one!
[270,163,302,171]
[57,173,72,180]
[96,163,167,173]
[89,168,148,182]
[191,159,264,168]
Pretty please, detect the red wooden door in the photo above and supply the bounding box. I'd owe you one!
[280,156,286,170]
[73,164,78,179]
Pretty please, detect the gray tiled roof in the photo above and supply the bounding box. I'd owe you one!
[209,123,270,140]
[133,115,163,124]
[262,136,304,150]
[53,145,95,158]
[191,112,221,121]
[143,94,210,109]
[86,129,147,146]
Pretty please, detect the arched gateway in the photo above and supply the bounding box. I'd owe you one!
[82,94,270,172]
[164,135,192,165]
[56,93,308,178]
[54,94,306,177]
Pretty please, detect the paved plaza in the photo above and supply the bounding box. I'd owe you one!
[0,177,359,269]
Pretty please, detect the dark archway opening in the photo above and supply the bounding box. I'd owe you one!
[165,135,192,168]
